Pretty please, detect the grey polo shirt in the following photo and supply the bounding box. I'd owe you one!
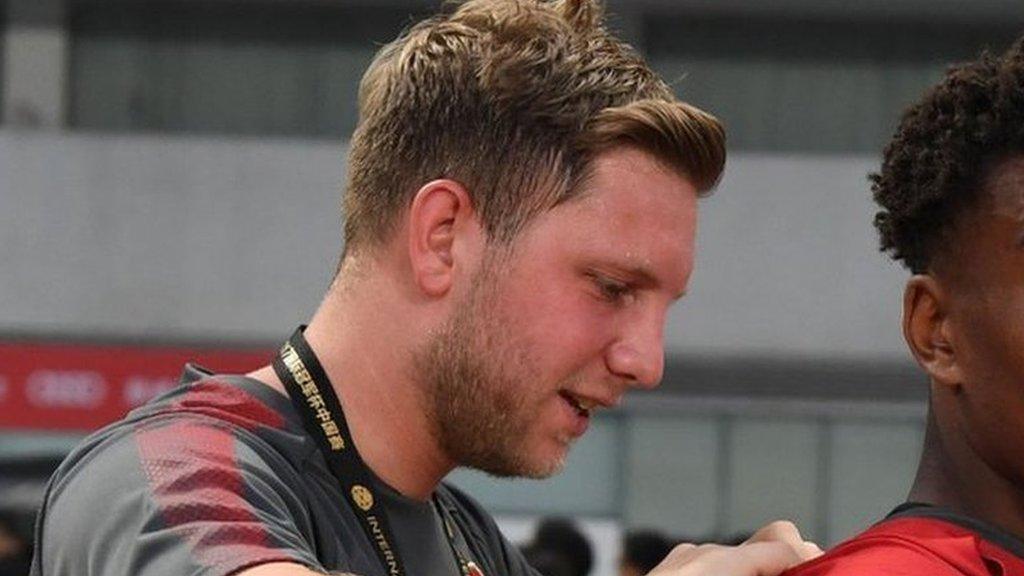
[32,368,539,576]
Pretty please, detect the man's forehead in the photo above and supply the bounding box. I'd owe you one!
[985,155,1024,220]
[935,155,1024,285]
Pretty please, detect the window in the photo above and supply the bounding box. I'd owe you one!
[646,15,1019,152]
[69,3,427,138]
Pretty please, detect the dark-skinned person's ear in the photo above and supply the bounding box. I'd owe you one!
[406,179,484,298]
[902,275,964,389]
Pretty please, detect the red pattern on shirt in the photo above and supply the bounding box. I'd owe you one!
[134,380,293,569]
[786,517,1024,576]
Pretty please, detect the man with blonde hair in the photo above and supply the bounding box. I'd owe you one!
[32,1,819,575]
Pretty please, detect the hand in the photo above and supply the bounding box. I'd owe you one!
[647,521,822,576]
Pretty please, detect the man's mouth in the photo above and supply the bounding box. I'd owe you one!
[560,391,595,417]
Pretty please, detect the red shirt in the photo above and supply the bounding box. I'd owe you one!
[786,507,1024,576]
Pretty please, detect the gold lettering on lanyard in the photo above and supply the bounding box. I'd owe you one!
[367,515,400,576]
[280,342,346,450]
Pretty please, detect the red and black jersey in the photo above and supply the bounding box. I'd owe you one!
[787,504,1024,575]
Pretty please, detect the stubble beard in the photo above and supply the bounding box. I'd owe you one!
[418,271,568,479]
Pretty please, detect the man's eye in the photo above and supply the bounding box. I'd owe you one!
[593,276,631,302]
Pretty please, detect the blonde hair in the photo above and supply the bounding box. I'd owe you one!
[342,0,725,253]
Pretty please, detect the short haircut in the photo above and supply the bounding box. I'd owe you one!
[342,0,725,255]
[872,37,1024,273]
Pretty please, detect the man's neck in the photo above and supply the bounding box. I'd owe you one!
[250,291,454,501]
[908,406,1024,541]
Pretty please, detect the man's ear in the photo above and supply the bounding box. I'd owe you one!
[903,275,963,388]
[407,179,482,297]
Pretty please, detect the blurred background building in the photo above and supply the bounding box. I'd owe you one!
[2,1,1023,575]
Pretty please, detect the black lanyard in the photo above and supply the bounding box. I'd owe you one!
[273,327,484,576]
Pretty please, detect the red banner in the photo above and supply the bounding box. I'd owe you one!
[0,339,275,431]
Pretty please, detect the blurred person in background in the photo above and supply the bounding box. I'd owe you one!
[0,510,31,576]
[785,37,1024,576]
[619,530,674,576]
[520,517,593,576]
[31,1,821,575]
[521,547,576,576]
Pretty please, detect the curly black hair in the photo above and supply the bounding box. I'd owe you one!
[872,37,1024,273]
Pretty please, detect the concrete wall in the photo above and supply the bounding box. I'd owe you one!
[673,153,907,361]
[1,131,343,340]
[1,130,907,359]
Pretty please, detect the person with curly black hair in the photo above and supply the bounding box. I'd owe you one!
[786,37,1024,576]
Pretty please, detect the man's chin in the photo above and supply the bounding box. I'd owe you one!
[519,458,566,479]
[468,449,567,480]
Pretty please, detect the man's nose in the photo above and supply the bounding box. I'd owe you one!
[604,321,665,389]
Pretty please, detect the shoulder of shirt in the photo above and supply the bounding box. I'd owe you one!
[784,517,985,576]
[126,372,292,433]
[51,372,304,488]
